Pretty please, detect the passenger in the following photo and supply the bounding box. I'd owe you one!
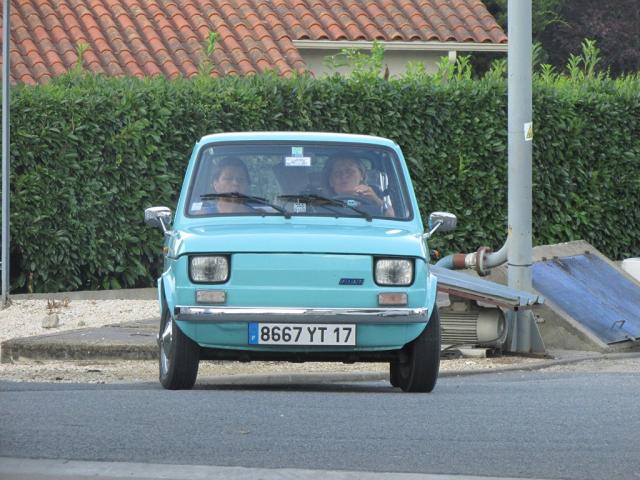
[325,155,394,217]
[207,157,251,214]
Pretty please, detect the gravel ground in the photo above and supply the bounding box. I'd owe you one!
[0,298,159,344]
[0,356,550,384]
[3,297,631,385]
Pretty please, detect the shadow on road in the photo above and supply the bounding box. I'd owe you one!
[194,380,401,393]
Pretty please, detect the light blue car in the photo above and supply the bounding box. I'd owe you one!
[144,132,456,392]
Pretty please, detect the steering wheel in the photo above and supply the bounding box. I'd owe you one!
[333,183,384,207]
[332,194,374,206]
[332,194,383,215]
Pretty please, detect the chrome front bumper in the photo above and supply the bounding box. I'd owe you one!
[175,306,429,324]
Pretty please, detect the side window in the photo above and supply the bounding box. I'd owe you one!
[384,159,410,219]
[188,151,215,216]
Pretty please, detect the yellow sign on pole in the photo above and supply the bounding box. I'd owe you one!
[524,122,533,142]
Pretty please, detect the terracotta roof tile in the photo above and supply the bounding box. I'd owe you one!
[1,0,505,84]
[19,37,40,57]
[12,59,35,84]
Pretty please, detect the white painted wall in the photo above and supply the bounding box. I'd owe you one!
[299,49,446,78]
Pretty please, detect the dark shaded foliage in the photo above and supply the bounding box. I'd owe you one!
[483,0,564,38]
[539,0,640,75]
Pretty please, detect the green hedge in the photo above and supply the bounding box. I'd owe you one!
[7,70,640,292]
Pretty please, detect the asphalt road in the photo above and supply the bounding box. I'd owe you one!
[1,367,639,480]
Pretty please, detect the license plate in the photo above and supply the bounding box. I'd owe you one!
[248,323,356,346]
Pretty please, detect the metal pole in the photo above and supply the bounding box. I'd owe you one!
[506,0,544,353]
[2,0,10,306]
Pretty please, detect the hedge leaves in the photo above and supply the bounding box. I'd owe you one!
[8,70,640,292]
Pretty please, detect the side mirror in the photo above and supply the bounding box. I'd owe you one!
[144,206,172,233]
[425,211,457,238]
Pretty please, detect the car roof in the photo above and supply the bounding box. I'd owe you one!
[197,131,398,148]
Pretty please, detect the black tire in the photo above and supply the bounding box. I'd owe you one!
[158,302,200,390]
[395,306,441,393]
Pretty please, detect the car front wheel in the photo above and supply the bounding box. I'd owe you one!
[159,302,200,390]
[393,306,441,393]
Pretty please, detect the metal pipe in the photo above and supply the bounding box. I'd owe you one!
[2,0,11,306]
[435,238,508,275]
[487,239,508,267]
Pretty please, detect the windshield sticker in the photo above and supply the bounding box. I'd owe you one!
[293,202,307,213]
[285,156,311,167]
[191,201,203,211]
[291,146,304,157]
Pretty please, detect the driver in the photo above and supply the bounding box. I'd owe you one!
[325,155,394,216]
[204,157,252,214]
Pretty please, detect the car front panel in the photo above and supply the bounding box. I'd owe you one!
[168,253,433,351]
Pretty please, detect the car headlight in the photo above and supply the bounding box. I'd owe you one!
[375,258,414,286]
[190,255,229,283]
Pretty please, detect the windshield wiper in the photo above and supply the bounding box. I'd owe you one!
[277,194,372,221]
[201,192,291,218]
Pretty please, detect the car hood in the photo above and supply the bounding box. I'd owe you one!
[170,222,426,259]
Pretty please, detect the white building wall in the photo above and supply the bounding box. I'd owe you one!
[299,49,447,78]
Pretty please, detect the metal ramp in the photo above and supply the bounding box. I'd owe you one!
[431,265,543,310]
[532,253,640,345]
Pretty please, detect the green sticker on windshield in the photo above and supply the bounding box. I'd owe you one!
[291,147,304,157]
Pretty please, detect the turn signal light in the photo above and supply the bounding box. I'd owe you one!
[378,292,408,306]
[196,290,226,304]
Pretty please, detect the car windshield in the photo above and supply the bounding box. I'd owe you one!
[186,142,413,220]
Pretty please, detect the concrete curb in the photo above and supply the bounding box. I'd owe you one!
[9,288,157,301]
[0,318,159,363]
[0,456,547,480]
[1,342,158,362]
[439,351,640,377]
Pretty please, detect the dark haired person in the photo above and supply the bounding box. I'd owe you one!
[206,157,251,214]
